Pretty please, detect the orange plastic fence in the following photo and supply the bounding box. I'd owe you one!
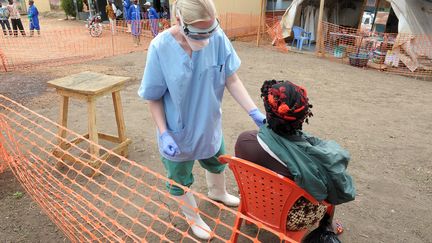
[318,21,432,79]
[0,13,272,72]
[0,26,150,72]
[265,17,288,53]
[0,94,295,243]
[112,19,171,37]
[114,13,262,40]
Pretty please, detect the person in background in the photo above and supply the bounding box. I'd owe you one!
[128,0,140,46]
[123,0,131,32]
[235,79,355,235]
[106,0,116,34]
[161,5,169,19]
[144,1,158,37]
[7,0,25,37]
[27,0,39,36]
[0,1,13,36]
[140,4,146,19]
[82,0,89,11]
[138,0,266,240]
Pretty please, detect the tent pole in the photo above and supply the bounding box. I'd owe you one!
[256,0,265,47]
[315,0,325,57]
[357,0,368,30]
[370,0,381,32]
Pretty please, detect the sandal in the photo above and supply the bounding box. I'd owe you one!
[334,220,344,235]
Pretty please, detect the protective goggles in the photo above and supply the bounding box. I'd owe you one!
[177,10,220,40]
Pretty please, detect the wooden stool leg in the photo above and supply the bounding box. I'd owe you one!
[87,97,100,165]
[112,91,128,157]
[55,96,69,169]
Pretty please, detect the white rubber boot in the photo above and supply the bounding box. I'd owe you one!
[206,170,240,207]
[127,23,131,33]
[174,192,212,240]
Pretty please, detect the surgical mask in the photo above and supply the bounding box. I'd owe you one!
[181,31,209,51]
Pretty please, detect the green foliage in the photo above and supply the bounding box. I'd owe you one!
[12,191,24,199]
[60,0,83,17]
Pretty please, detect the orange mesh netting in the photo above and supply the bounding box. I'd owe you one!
[0,94,296,242]
[0,13,273,72]
[265,17,288,53]
[318,21,432,80]
[119,13,262,39]
[117,13,262,39]
[112,19,170,38]
[0,26,151,72]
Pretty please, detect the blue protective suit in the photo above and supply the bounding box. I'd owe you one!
[123,0,131,20]
[148,6,158,19]
[148,6,159,37]
[28,5,39,30]
[128,4,140,36]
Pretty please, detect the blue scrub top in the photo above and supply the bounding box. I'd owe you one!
[128,4,140,20]
[138,28,241,161]
[148,6,159,19]
[123,0,131,20]
[28,5,39,28]
[28,5,39,19]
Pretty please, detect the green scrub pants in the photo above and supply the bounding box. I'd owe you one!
[161,139,226,196]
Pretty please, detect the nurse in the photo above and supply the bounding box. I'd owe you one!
[144,1,159,37]
[127,0,141,46]
[27,0,39,36]
[122,0,131,32]
[138,0,266,240]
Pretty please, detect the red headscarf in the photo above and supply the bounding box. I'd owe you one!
[261,80,313,136]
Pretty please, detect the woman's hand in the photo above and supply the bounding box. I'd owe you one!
[148,99,181,156]
[160,131,181,156]
[248,108,266,127]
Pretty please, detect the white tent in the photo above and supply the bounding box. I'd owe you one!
[389,0,432,72]
[281,0,304,38]
[388,0,432,35]
[280,0,432,38]
[280,0,363,39]
[276,0,432,72]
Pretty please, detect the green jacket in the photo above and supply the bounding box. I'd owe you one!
[258,126,356,205]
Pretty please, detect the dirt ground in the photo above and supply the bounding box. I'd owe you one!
[1,16,432,243]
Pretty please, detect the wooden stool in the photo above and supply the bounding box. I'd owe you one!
[47,71,132,170]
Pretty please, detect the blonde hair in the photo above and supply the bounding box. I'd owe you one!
[173,0,217,24]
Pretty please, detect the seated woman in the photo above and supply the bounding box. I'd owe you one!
[235,80,355,232]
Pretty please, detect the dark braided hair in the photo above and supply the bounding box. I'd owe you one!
[261,80,313,136]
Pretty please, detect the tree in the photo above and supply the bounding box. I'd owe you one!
[61,0,83,18]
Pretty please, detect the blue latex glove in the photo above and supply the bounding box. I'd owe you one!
[160,131,180,157]
[248,108,266,127]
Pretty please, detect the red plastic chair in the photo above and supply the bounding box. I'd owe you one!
[219,155,334,243]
